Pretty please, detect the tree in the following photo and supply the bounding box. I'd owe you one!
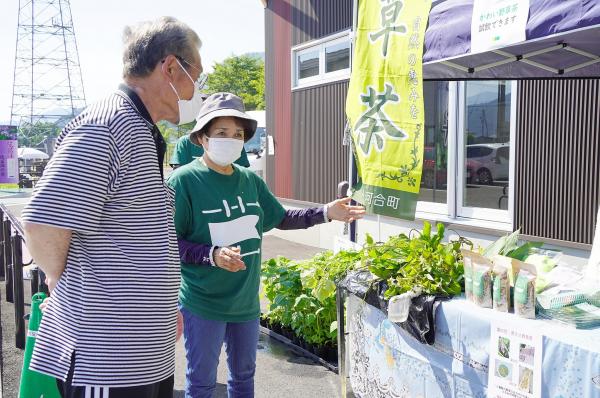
[18,122,62,148]
[156,120,194,144]
[206,55,265,110]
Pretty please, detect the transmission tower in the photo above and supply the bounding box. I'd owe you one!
[10,0,86,150]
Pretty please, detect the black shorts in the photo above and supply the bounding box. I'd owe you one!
[57,353,174,398]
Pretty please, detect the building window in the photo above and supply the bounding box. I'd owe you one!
[457,81,513,224]
[292,31,351,89]
[418,81,449,211]
[325,41,350,73]
[417,80,515,228]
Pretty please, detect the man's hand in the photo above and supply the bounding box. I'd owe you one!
[326,197,366,223]
[213,246,246,272]
[39,297,51,312]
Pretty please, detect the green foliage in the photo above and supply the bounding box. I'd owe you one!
[262,222,471,346]
[365,221,472,299]
[156,120,194,143]
[482,229,521,258]
[262,250,361,346]
[482,229,544,261]
[157,120,195,166]
[207,55,265,110]
[17,122,62,147]
[505,241,543,261]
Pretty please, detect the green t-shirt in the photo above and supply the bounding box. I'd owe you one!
[168,160,286,322]
[169,134,250,167]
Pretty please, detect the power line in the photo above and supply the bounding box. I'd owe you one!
[10,0,86,146]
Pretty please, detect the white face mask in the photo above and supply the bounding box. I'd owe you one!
[205,138,245,167]
[169,59,203,125]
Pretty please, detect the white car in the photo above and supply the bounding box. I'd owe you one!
[466,143,509,185]
[245,110,266,178]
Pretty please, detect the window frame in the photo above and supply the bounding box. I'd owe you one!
[416,81,451,216]
[291,30,352,90]
[415,81,517,230]
[456,80,516,224]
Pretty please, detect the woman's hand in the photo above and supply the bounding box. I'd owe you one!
[326,197,366,222]
[213,246,247,272]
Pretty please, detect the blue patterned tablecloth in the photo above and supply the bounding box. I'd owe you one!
[347,295,600,398]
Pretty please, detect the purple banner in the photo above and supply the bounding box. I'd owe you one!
[0,126,19,187]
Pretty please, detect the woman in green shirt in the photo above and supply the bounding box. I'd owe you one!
[168,93,364,398]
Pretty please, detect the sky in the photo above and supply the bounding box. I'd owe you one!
[0,0,266,123]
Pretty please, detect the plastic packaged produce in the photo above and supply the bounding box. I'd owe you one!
[472,258,493,308]
[514,269,537,319]
[461,249,475,301]
[493,264,510,312]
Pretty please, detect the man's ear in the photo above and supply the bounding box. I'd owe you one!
[161,54,179,78]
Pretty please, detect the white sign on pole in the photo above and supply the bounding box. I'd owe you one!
[471,0,529,54]
[267,135,275,156]
[488,320,542,398]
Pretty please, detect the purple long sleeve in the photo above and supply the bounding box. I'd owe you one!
[177,207,327,266]
[277,207,328,230]
[178,238,213,266]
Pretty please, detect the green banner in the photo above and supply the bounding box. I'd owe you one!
[346,0,431,220]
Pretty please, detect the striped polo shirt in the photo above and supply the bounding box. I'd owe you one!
[21,86,180,387]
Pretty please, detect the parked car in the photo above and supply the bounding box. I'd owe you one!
[245,111,266,178]
[466,143,509,185]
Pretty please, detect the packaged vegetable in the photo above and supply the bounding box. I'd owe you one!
[472,256,494,308]
[523,248,560,293]
[493,264,510,312]
[514,268,537,319]
[461,249,475,301]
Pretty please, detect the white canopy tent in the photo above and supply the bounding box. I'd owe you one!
[18,147,49,160]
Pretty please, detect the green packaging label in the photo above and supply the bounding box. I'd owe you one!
[515,275,530,305]
[464,267,473,293]
[473,270,485,297]
[493,276,502,302]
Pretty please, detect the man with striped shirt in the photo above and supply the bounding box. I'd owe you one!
[22,17,204,397]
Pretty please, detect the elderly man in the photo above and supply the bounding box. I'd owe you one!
[22,17,203,397]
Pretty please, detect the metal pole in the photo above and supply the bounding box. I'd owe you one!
[30,0,35,126]
[349,0,360,244]
[37,268,49,296]
[12,234,25,349]
[4,220,13,303]
[336,286,347,397]
[30,266,39,295]
[0,209,4,280]
[57,0,76,115]
[336,2,359,396]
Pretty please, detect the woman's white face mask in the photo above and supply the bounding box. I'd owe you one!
[205,137,244,167]
[169,59,204,125]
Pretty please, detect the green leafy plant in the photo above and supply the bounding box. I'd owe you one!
[482,229,544,261]
[261,250,361,346]
[262,222,472,347]
[364,222,472,299]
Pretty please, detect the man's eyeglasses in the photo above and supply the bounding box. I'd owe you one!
[163,56,208,91]
[178,57,208,91]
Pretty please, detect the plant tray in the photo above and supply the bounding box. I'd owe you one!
[258,320,338,373]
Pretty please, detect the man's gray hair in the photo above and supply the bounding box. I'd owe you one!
[122,16,201,78]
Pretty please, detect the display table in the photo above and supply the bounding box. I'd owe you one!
[346,294,600,398]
